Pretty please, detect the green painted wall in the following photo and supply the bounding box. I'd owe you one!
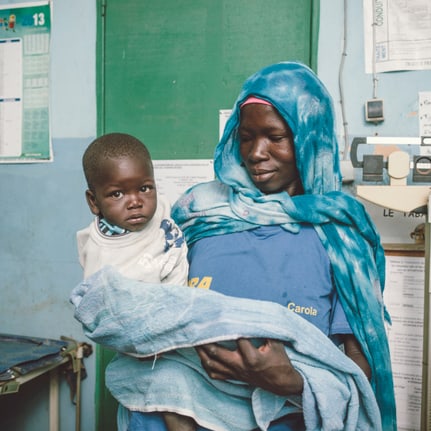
[98,0,319,159]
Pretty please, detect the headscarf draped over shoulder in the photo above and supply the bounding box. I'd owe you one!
[172,62,396,430]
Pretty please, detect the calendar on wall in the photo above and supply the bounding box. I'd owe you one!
[0,1,52,163]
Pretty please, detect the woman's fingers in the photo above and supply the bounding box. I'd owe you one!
[196,339,303,395]
[196,342,243,380]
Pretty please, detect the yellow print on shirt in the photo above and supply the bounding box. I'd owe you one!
[188,276,212,289]
[287,302,318,316]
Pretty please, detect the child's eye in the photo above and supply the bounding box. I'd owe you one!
[140,185,154,193]
[110,191,124,199]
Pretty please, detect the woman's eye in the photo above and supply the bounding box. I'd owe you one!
[239,135,252,143]
[270,135,285,142]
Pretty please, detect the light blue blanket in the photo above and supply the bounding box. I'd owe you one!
[71,266,382,431]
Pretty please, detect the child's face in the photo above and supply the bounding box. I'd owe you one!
[86,155,157,232]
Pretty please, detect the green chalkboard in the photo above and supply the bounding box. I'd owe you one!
[96,1,319,429]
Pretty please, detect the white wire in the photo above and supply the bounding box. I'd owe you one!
[339,0,350,160]
[372,0,378,99]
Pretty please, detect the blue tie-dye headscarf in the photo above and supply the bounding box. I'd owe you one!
[172,62,396,430]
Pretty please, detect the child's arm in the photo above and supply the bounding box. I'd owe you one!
[161,243,189,285]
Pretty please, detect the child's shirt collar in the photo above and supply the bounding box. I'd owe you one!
[98,217,130,236]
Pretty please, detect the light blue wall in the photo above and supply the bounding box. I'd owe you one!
[0,1,97,431]
[318,0,430,148]
[0,1,429,430]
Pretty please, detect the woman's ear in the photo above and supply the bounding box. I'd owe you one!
[85,189,101,216]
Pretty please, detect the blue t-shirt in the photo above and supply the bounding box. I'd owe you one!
[127,225,352,431]
[188,224,351,337]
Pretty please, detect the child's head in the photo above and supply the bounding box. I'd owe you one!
[82,132,157,232]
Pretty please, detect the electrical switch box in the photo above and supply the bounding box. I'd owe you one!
[365,99,384,123]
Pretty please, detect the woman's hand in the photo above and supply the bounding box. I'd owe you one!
[341,334,372,380]
[195,338,303,396]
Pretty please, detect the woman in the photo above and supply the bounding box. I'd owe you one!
[71,62,396,430]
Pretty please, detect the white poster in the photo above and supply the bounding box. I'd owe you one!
[384,254,424,431]
[153,159,214,206]
[364,0,431,73]
[219,109,232,139]
[419,92,431,138]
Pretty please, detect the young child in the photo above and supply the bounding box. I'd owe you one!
[78,132,196,431]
